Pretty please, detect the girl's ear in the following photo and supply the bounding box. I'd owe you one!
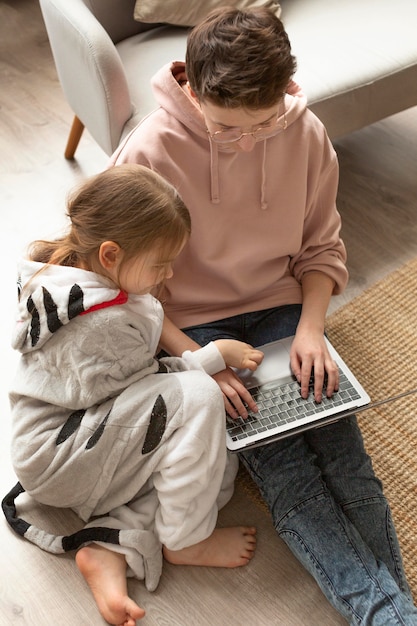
[98,241,122,270]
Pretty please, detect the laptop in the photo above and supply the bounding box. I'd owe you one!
[226,335,370,451]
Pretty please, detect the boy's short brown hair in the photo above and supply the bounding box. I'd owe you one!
[186,7,296,109]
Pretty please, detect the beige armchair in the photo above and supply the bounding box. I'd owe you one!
[39,0,417,159]
[38,0,188,157]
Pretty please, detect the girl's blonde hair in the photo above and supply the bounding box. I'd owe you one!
[29,164,191,273]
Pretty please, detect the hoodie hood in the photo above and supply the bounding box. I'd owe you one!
[151,62,308,209]
[12,260,129,354]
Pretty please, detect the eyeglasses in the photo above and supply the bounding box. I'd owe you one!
[208,111,287,145]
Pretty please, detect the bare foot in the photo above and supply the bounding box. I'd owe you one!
[163,526,256,568]
[75,543,146,625]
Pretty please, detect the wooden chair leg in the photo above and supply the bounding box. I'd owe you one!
[64,115,85,159]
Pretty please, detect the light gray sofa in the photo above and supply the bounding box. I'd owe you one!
[39,0,417,157]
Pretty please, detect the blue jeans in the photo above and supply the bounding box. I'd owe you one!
[183,305,417,625]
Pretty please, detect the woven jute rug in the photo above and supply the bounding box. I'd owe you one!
[237,256,417,597]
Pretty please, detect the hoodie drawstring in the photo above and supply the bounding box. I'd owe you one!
[261,139,268,210]
[207,134,220,204]
[208,134,269,210]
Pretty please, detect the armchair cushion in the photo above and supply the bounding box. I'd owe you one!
[133,0,281,27]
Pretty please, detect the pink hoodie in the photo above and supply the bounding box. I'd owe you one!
[110,62,348,329]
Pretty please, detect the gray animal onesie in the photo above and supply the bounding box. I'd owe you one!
[4,260,238,591]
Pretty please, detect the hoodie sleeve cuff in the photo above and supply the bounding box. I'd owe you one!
[181,342,226,375]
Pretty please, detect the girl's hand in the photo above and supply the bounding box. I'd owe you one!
[212,367,259,419]
[290,330,339,403]
[214,339,264,371]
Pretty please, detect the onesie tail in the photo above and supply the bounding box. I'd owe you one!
[2,482,120,553]
[2,482,163,591]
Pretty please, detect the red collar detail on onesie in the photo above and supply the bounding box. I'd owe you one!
[80,290,128,316]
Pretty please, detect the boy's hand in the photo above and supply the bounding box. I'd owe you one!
[290,330,339,403]
[214,339,264,371]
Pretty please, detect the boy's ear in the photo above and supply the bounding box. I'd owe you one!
[98,241,122,269]
[187,83,198,101]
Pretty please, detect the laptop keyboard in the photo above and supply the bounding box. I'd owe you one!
[226,370,361,443]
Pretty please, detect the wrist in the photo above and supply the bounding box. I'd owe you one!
[182,341,226,375]
[296,317,325,336]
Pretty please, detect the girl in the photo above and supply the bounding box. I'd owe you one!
[4,164,261,626]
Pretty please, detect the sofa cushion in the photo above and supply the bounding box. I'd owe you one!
[134,0,281,27]
[279,0,417,137]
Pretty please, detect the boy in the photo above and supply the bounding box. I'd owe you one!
[110,8,417,623]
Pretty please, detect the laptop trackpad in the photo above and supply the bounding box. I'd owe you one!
[237,338,293,389]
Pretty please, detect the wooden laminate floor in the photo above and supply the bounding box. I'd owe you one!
[0,1,416,624]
